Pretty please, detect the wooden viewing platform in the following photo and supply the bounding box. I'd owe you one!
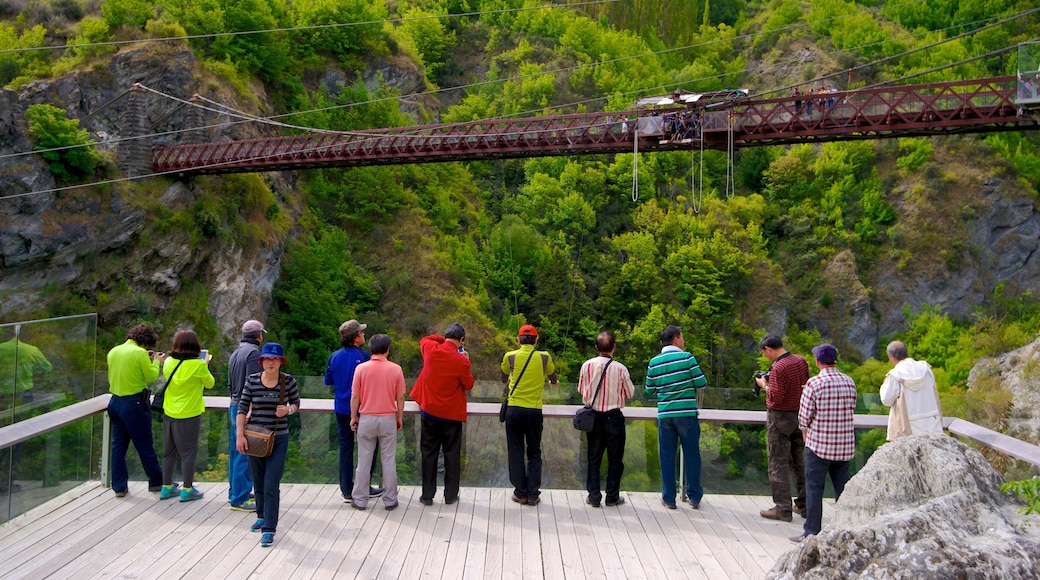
[0,482,835,579]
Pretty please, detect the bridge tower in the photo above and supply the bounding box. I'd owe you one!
[117,85,152,177]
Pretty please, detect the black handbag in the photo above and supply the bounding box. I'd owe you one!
[500,351,535,422]
[150,359,184,421]
[574,359,611,432]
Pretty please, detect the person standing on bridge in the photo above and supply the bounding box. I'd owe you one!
[106,324,165,498]
[644,325,708,510]
[411,323,475,506]
[501,324,559,506]
[576,331,634,508]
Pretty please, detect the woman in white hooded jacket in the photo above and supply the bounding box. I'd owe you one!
[879,341,944,440]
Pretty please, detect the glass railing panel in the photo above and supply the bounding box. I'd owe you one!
[1,414,102,524]
[1,314,98,520]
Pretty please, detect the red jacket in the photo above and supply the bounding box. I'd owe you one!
[410,334,475,422]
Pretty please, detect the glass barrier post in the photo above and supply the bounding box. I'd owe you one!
[101,410,111,488]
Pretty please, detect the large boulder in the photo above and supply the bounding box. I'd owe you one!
[769,435,1040,578]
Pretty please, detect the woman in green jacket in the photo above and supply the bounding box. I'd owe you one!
[158,329,215,501]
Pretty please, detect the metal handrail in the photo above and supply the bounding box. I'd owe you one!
[2,394,1039,466]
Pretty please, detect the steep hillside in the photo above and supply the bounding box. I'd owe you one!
[1,0,1040,402]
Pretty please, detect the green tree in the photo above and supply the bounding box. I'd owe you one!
[25,104,100,183]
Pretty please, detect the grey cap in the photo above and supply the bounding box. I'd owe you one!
[339,319,367,336]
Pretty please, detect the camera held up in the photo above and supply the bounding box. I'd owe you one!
[753,370,768,396]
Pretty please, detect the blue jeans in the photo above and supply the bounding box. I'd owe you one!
[108,393,163,493]
[249,433,289,534]
[803,447,850,536]
[658,415,702,504]
[228,405,253,504]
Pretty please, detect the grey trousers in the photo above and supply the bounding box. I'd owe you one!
[352,415,398,507]
[162,414,202,488]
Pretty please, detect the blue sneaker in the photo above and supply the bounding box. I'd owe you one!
[159,483,181,500]
[179,487,204,502]
[250,519,264,532]
[260,532,274,547]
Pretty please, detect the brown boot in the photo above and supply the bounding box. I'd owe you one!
[760,506,793,522]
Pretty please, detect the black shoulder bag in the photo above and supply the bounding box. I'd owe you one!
[500,352,535,423]
[151,359,185,422]
[574,359,612,432]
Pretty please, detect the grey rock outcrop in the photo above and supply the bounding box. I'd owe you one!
[968,336,1040,447]
[769,435,1040,578]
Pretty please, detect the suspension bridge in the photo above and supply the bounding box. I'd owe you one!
[150,75,1039,176]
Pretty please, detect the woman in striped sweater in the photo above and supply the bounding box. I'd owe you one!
[235,342,301,548]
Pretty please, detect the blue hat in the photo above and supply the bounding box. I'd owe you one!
[812,343,838,365]
[259,342,286,363]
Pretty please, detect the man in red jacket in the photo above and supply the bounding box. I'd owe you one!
[410,323,475,506]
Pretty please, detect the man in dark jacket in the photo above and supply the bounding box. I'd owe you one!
[410,323,475,506]
[226,319,264,511]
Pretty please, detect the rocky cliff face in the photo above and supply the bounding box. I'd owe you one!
[0,42,429,347]
[969,335,1040,447]
[770,435,1040,578]
[830,171,1040,362]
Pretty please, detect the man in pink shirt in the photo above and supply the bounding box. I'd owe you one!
[350,334,406,510]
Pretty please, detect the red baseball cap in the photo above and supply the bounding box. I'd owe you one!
[518,324,538,337]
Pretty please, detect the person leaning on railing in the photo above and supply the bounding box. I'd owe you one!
[106,323,165,498]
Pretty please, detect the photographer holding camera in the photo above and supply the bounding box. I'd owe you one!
[755,334,810,523]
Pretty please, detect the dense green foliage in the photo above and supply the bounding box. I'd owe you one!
[24,103,100,183]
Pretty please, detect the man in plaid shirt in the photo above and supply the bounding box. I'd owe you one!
[792,343,857,543]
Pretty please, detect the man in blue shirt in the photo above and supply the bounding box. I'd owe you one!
[325,319,382,501]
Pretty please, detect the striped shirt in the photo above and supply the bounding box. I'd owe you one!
[798,367,857,461]
[577,356,635,412]
[644,346,708,418]
[237,371,301,437]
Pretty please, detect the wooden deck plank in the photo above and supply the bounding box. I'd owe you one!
[628,492,715,578]
[547,488,587,580]
[482,488,507,580]
[599,492,649,580]
[462,487,491,580]
[442,487,477,578]
[0,484,820,580]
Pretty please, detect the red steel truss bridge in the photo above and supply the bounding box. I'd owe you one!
[152,76,1039,175]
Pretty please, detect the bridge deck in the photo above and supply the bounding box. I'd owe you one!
[0,482,831,579]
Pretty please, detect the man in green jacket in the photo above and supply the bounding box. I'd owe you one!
[645,325,708,510]
[107,324,165,497]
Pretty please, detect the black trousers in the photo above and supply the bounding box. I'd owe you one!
[505,406,543,499]
[586,409,626,503]
[420,416,463,502]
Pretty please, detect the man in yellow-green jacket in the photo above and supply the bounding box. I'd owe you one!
[500,324,559,506]
[107,324,164,497]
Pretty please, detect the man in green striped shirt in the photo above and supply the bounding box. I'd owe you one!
[644,325,708,509]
